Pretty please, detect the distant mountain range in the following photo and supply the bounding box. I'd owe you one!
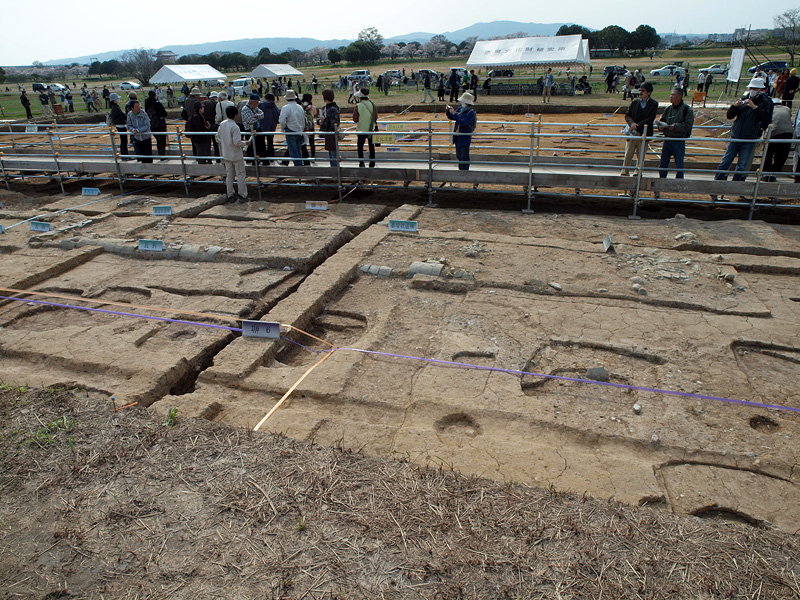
[44,20,568,66]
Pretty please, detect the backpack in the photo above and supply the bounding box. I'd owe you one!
[147,107,159,130]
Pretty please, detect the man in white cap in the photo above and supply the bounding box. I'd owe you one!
[714,76,774,181]
[445,91,477,171]
[279,90,306,166]
[183,87,202,120]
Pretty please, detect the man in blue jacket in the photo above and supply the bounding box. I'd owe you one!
[714,77,774,181]
[446,92,477,171]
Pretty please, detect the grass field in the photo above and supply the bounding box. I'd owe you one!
[0,46,791,122]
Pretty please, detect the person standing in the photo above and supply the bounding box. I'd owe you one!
[65,89,74,113]
[445,91,477,171]
[145,90,168,158]
[448,69,460,102]
[39,89,53,118]
[762,103,793,181]
[714,77,773,182]
[217,105,251,203]
[241,94,266,159]
[620,81,657,176]
[102,85,110,108]
[421,71,435,103]
[167,85,175,108]
[301,93,317,163]
[781,68,800,111]
[126,100,153,163]
[437,76,446,101]
[697,70,706,93]
[317,88,340,167]
[483,76,492,96]
[20,90,32,119]
[705,71,714,93]
[215,92,235,126]
[203,91,220,161]
[470,69,479,101]
[279,90,306,166]
[605,69,615,93]
[107,93,129,158]
[657,86,694,179]
[257,93,280,163]
[312,75,318,94]
[183,87,202,120]
[186,102,211,164]
[353,88,378,168]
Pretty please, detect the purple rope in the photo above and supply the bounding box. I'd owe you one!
[337,347,800,414]
[0,296,241,332]
[3,294,796,414]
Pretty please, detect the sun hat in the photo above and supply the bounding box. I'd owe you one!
[210,91,218,98]
[109,93,120,102]
[190,87,201,95]
[747,77,766,89]
[457,91,475,105]
[285,90,298,101]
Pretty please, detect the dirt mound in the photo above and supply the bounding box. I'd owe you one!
[1,387,797,599]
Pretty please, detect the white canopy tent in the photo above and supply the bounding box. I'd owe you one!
[150,64,226,84]
[467,35,591,68]
[248,64,304,78]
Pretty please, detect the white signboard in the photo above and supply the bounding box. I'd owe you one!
[728,49,746,84]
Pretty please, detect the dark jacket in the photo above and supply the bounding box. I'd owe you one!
[625,97,658,136]
[185,113,208,138]
[145,98,167,131]
[659,101,694,138]
[108,103,127,126]
[446,105,477,147]
[318,101,340,151]
[202,99,218,129]
[258,100,281,132]
[727,93,774,140]
[20,92,30,107]
[782,75,800,100]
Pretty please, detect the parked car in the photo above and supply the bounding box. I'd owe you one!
[44,83,66,93]
[488,69,514,78]
[119,81,141,90]
[748,61,788,74]
[417,68,439,81]
[231,77,253,95]
[450,67,468,80]
[32,83,46,92]
[381,69,402,84]
[649,65,686,77]
[348,70,372,86]
[603,65,628,77]
[703,64,728,75]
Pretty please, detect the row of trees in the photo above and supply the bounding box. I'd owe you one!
[556,24,660,55]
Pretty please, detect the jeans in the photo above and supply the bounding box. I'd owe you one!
[659,139,686,178]
[285,131,303,166]
[714,140,756,181]
[357,133,375,167]
[132,137,153,163]
[455,144,470,170]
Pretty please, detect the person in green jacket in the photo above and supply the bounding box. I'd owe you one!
[656,86,694,178]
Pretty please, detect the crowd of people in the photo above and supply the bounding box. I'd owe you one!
[11,65,800,200]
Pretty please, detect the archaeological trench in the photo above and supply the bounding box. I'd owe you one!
[0,188,798,535]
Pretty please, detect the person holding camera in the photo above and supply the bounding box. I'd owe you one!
[714,77,773,182]
[445,92,477,171]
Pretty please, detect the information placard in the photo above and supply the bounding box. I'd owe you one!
[388,220,418,233]
[386,123,406,132]
[373,134,396,145]
[30,221,51,232]
[138,239,164,252]
[82,187,100,196]
[25,125,38,134]
[305,200,329,211]
[152,205,173,216]
[603,234,615,253]
[242,320,281,339]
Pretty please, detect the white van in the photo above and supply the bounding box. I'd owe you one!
[231,77,254,96]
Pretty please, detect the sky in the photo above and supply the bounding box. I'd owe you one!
[2,0,798,65]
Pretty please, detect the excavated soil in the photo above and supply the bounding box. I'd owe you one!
[0,180,799,598]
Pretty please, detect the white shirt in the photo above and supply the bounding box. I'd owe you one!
[217,119,247,161]
[279,101,305,133]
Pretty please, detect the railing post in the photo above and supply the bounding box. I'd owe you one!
[107,125,124,194]
[334,127,343,203]
[426,121,435,207]
[535,115,542,157]
[176,130,190,197]
[6,123,16,150]
[47,129,66,195]
[251,128,262,202]
[523,121,535,214]
[749,126,772,221]
[0,151,9,191]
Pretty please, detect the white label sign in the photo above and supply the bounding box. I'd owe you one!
[82,187,101,196]
[603,234,614,253]
[138,239,164,252]
[152,205,173,216]
[388,220,418,233]
[242,320,281,339]
[26,125,38,133]
[525,113,536,118]
[305,201,328,211]
[30,221,51,232]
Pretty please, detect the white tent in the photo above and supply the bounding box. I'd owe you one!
[249,64,304,78]
[150,64,226,84]
[467,35,591,68]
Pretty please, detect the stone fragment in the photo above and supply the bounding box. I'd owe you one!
[675,232,697,243]
[585,367,608,382]
[548,282,562,291]
[633,403,642,415]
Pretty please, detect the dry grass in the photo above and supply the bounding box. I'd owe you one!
[0,387,797,599]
